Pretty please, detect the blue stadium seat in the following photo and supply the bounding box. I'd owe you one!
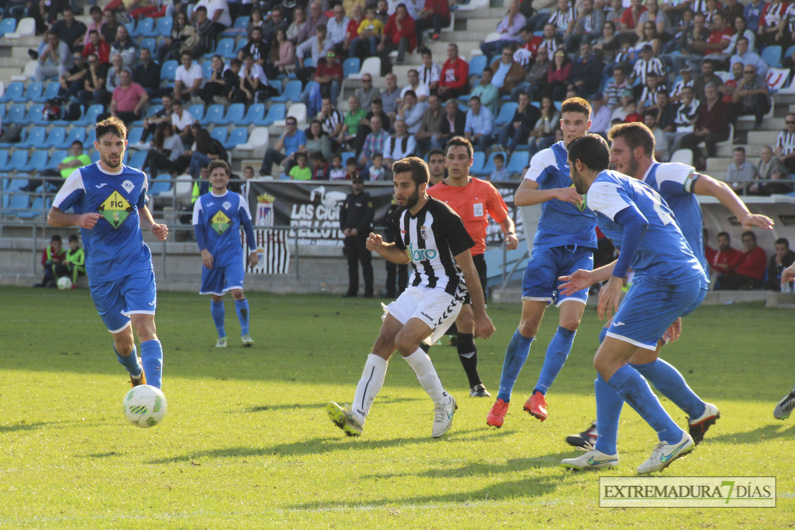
[154,17,173,38]
[304,57,315,68]
[188,103,205,122]
[127,126,144,145]
[131,17,153,38]
[46,150,68,170]
[18,126,46,148]
[217,103,245,125]
[0,150,9,170]
[343,57,361,77]
[42,127,67,149]
[507,151,530,175]
[210,127,228,144]
[128,150,147,169]
[74,104,104,126]
[148,176,172,195]
[2,194,29,217]
[240,103,265,125]
[469,55,487,79]
[19,81,43,103]
[262,103,286,125]
[224,127,248,149]
[90,151,100,163]
[160,60,178,83]
[222,15,249,36]
[0,82,23,103]
[472,152,504,176]
[139,38,157,53]
[494,102,517,127]
[202,60,213,79]
[33,81,61,103]
[4,102,26,124]
[0,17,17,38]
[202,104,225,124]
[210,38,236,59]
[272,80,302,103]
[17,196,49,219]
[270,79,282,94]
[341,151,356,166]
[762,45,783,68]
[19,150,49,173]
[21,103,45,125]
[471,151,486,173]
[57,127,86,150]
[85,128,96,146]
[8,150,29,172]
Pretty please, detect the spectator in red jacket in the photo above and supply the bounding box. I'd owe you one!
[709,231,742,277]
[414,0,451,45]
[36,234,67,288]
[716,231,767,290]
[438,43,469,101]
[378,4,417,68]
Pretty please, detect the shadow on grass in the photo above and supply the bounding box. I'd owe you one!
[0,421,63,433]
[240,396,421,413]
[707,422,794,445]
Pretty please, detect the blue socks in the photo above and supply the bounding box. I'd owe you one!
[534,326,576,395]
[630,359,706,419]
[606,365,682,445]
[497,330,534,402]
[211,300,226,338]
[116,345,142,377]
[594,374,624,455]
[234,299,250,336]
[140,339,163,389]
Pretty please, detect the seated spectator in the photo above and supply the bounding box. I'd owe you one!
[669,65,694,104]
[260,116,307,177]
[715,231,767,290]
[268,28,296,78]
[174,50,205,104]
[759,144,795,195]
[603,37,635,79]
[35,235,66,288]
[64,234,85,288]
[471,68,499,115]
[59,51,88,100]
[547,49,572,101]
[138,93,175,145]
[355,73,380,110]
[111,24,138,70]
[709,231,741,278]
[721,63,745,104]
[82,30,109,64]
[569,42,601,98]
[619,0,645,36]
[693,58,724,103]
[353,97,392,154]
[691,11,732,67]
[133,47,161,100]
[434,98,467,149]
[464,95,495,152]
[567,0,605,53]
[642,109,669,161]
[235,53,279,105]
[310,152,328,180]
[287,7,308,45]
[775,114,795,175]
[298,2,329,46]
[21,139,91,192]
[489,47,526,97]
[305,119,334,162]
[190,5,219,58]
[725,146,758,194]
[51,8,86,53]
[497,92,541,154]
[631,44,665,87]
[342,4,366,58]
[383,118,417,166]
[593,21,619,65]
[381,73,401,123]
[237,26,269,68]
[110,69,149,125]
[290,152,312,180]
[100,10,120,46]
[415,93,444,153]
[611,89,637,122]
[36,30,73,83]
[730,37,768,78]
[726,17,756,57]
[636,0,672,41]
[347,157,363,181]
[766,238,795,291]
[418,48,442,93]
[414,0,451,45]
[338,95,367,148]
[198,55,235,105]
[77,52,109,110]
[350,6,383,60]
[664,85,699,155]
[185,128,228,179]
[319,97,344,140]
[489,153,510,181]
[529,96,560,154]
[359,114,390,166]
[83,6,104,48]
[363,153,391,181]
[326,4,350,56]
[326,153,346,180]
[400,69,430,103]
[296,24,333,84]
[653,91,676,134]
[192,0,232,35]
[171,99,196,148]
[744,0,767,33]
[757,0,787,48]
[480,1,527,59]
[590,92,613,136]
[157,12,194,63]
[680,83,729,169]
[549,0,576,39]
[305,51,343,106]
[732,64,770,129]
[397,90,428,136]
[261,7,288,44]
[512,46,552,101]
[142,122,186,179]
[438,43,469,101]
[636,72,666,109]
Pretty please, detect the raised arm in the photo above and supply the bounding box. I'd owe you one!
[692,173,774,230]
[513,176,584,207]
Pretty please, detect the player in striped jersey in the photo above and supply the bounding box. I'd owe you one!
[192,160,258,348]
[328,157,495,438]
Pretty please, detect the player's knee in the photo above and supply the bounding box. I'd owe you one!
[456,312,474,332]
[393,331,417,357]
[518,319,539,338]
[230,289,245,301]
[133,319,158,343]
[559,317,582,332]
[114,336,134,355]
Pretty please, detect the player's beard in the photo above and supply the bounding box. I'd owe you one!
[102,153,122,170]
[626,156,639,178]
[404,187,420,210]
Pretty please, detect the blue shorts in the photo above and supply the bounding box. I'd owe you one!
[522,245,594,306]
[607,276,708,351]
[199,261,245,296]
[90,268,157,333]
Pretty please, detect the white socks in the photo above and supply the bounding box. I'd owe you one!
[404,348,447,405]
[351,354,388,423]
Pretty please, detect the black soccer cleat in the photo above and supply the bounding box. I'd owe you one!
[566,422,598,451]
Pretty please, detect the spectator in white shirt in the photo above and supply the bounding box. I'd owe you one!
[174,50,205,103]
[383,119,417,165]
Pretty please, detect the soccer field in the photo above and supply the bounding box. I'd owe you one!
[0,286,792,527]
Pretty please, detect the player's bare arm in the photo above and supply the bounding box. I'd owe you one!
[138,205,169,241]
[514,178,584,208]
[498,217,519,250]
[366,232,410,264]
[454,249,495,339]
[559,260,617,295]
[201,249,214,269]
[783,262,795,283]
[47,207,102,230]
[692,174,775,230]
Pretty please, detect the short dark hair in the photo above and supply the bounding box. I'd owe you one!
[392,156,430,187]
[404,90,417,99]
[68,234,79,243]
[741,231,756,241]
[51,234,62,243]
[181,50,194,59]
[561,97,592,119]
[718,231,730,239]
[469,95,481,104]
[445,136,474,160]
[608,122,656,159]
[71,140,83,149]
[567,134,610,172]
[89,5,102,15]
[420,47,432,56]
[95,115,127,141]
[208,159,230,176]
[481,67,493,75]
[427,148,445,160]
[493,153,505,162]
[775,237,790,248]
[195,5,207,12]
[734,146,746,154]
[296,152,309,161]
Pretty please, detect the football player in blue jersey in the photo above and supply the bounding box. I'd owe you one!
[564,122,775,451]
[192,159,259,348]
[48,116,169,389]
[487,97,596,428]
[560,134,712,474]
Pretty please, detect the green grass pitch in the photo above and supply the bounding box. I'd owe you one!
[0,286,792,527]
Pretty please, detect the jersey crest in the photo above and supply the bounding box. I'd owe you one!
[420,225,428,239]
[211,210,231,235]
[98,190,132,229]
[121,180,135,193]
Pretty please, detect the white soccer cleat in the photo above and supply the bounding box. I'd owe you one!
[216,337,227,348]
[241,334,254,347]
[688,402,720,444]
[774,390,795,420]
[432,394,457,438]
[637,432,695,475]
[561,449,619,470]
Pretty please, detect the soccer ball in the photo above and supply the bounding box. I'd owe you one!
[123,385,167,428]
[57,277,72,290]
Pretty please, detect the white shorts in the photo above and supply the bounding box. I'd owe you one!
[385,285,466,345]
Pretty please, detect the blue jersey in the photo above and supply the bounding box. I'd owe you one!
[192,190,256,268]
[587,170,706,284]
[52,162,152,282]
[523,141,597,249]
[640,161,707,272]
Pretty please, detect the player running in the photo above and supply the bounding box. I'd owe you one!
[564,122,775,451]
[47,116,168,389]
[192,159,258,348]
[327,157,495,438]
[428,137,519,397]
[774,263,795,420]
[560,134,708,474]
[486,97,595,428]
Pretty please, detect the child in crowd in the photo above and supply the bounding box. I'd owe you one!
[365,153,387,180]
[490,153,509,181]
[289,152,312,180]
[64,234,86,287]
[36,234,66,288]
[328,153,347,181]
[310,152,329,180]
[345,157,360,180]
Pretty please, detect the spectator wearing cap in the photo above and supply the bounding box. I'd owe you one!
[340,175,375,298]
[489,47,527,97]
[732,64,770,128]
[569,42,601,98]
[465,95,495,152]
[260,116,307,177]
[589,92,612,136]
[669,65,694,104]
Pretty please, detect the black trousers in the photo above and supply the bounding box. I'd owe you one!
[385,260,409,298]
[344,233,373,296]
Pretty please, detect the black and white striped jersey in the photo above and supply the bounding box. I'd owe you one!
[393,197,475,296]
[777,129,795,155]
